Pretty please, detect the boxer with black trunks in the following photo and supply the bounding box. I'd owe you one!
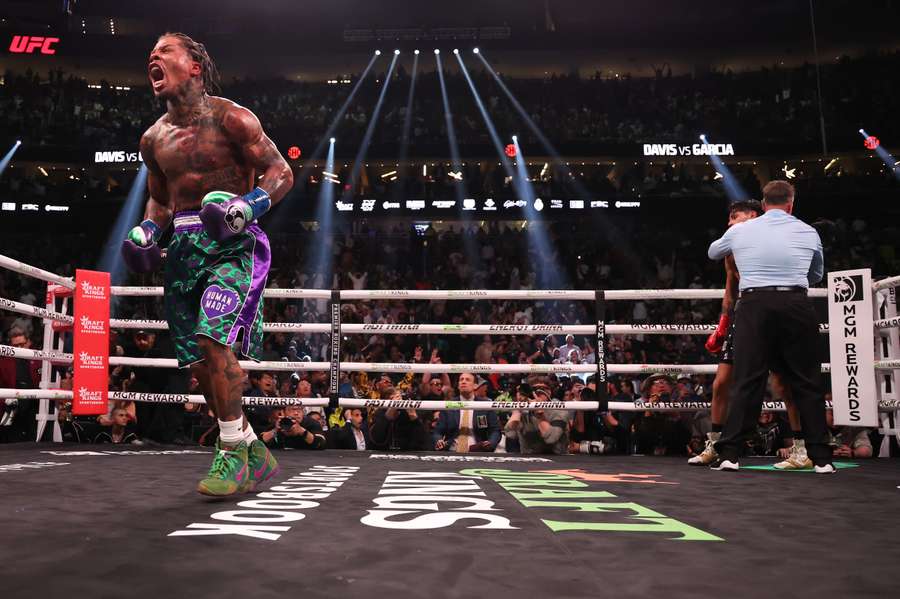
[121,33,294,496]
[689,200,810,468]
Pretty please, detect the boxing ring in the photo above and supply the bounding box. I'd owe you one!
[2,252,900,598]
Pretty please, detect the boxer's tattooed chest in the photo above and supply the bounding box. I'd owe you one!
[153,116,252,207]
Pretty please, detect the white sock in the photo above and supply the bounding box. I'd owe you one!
[218,418,244,445]
[242,424,258,444]
[794,438,806,450]
[708,431,721,441]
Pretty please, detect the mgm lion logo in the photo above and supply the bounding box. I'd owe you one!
[833,275,863,303]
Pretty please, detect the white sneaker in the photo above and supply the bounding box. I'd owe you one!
[688,432,720,465]
[814,464,836,474]
[773,442,813,470]
[710,458,739,471]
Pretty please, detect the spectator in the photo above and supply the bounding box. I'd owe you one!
[369,387,428,451]
[825,407,873,459]
[433,373,500,452]
[633,373,692,456]
[294,376,329,425]
[332,408,372,450]
[94,407,139,445]
[504,382,569,455]
[261,404,326,450]
[743,410,792,457]
[247,371,277,397]
[123,330,185,444]
[568,382,617,455]
[244,370,278,433]
[559,335,581,363]
[0,326,41,442]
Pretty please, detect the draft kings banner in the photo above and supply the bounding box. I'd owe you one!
[72,269,110,415]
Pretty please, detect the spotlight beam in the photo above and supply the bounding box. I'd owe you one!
[454,52,518,192]
[475,50,645,279]
[437,52,480,271]
[436,52,467,201]
[511,138,568,288]
[97,165,149,294]
[0,140,23,179]
[267,53,379,234]
[700,133,749,202]
[343,52,399,199]
[393,47,419,201]
[859,128,900,181]
[295,53,379,186]
[307,140,336,279]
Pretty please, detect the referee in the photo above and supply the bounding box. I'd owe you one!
[707,181,833,473]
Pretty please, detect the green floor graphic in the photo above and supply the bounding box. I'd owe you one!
[741,461,859,472]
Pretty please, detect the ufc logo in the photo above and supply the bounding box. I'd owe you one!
[9,35,60,55]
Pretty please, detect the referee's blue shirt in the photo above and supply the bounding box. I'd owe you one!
[708,209,824,290]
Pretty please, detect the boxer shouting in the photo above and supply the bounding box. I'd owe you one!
[122,33,293,496]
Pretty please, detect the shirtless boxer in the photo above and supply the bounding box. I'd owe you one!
[122,33,294,495]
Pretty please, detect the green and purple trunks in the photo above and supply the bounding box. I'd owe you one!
[164,211,270,367]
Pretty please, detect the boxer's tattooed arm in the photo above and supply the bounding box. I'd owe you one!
[140,131,173,228]
[223,104,294,204]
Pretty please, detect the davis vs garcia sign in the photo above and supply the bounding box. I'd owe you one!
[642,143,735,156]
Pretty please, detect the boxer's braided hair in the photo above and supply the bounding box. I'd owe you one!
[160,32,221,95]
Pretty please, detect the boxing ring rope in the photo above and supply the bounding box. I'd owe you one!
[4,344,880,374]
[101,319,854,334]
[107,285,829,301]
[3,388,900,414]
[5,341,900,374]
[1,251,900,443]
[873,275,900,292]
[0,296,74,326]
[110,286,332,299]
[0,254,75,290]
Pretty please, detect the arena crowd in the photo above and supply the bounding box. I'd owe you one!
[0,217,885,458]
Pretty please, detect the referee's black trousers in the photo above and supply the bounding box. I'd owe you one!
[715,290,832,465]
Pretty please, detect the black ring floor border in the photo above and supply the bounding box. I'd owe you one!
[1,444,899,599]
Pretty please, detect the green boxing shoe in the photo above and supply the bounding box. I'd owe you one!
[197,439,249,497]
[245,439,280,492]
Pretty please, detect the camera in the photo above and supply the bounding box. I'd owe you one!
[279,417,296,431]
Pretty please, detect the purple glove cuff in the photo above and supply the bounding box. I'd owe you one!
[121,239,162,273]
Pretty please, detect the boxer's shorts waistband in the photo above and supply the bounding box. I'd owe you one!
[174,211,202,232]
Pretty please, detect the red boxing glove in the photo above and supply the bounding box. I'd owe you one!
[705,313,732,354]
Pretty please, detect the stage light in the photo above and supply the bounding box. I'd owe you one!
[453,48,459,54]
[414,49,420,55]
[0,139,23,178]
[374,50,381,56]
[330,137,336,144]
[473,48,479,54]
[512,135,518,142]
[699,134,707,142]
[859,127,900,180]
[434,49,440,54]
[394,49,400,55]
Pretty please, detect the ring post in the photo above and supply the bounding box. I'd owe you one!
[875,286,900,454]
[35,283,62,441]
[594,289,608,408]
[328,290,341,413]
